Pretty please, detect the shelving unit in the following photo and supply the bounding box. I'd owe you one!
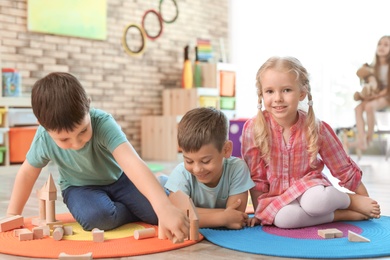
[0,96,34,170]
[141,63,237,161]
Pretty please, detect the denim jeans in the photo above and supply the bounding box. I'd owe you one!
[62,173,158,231]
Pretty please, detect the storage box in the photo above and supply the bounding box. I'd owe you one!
[8,108,38,127]
[9,126,38,164]
[220,97,236,110]
[229,118,248,157]
[0,146,6,164]
[219,70,235,97]
[2,68,21,97]
[199,96,219,108]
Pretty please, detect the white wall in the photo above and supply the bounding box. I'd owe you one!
[230,0,390,128]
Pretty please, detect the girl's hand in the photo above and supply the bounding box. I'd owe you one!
[247,216,261,227]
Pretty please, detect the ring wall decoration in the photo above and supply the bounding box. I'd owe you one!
[122,0,178,57]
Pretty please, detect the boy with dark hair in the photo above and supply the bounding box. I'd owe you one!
[6,72,189,241]
[165,107,254,229]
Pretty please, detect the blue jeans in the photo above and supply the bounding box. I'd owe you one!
[62,173,158,231]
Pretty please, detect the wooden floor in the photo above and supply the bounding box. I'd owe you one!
[0,154,389,260]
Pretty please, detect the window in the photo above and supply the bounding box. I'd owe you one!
[231,0,389,128]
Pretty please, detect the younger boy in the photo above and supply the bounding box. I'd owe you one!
[6,72,189,241]
[165,107,254,229]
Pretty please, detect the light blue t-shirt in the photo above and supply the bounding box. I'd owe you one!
[27,108,128,191]
[165,156,254,209]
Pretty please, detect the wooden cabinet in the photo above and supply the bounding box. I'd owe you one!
[141,63,237,161]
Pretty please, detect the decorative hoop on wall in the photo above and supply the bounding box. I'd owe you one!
[141,9,164,40]
[159,0,179,24]
[122,23,147,56]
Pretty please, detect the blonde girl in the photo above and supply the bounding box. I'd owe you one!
[354,35,390,151]
[242,56,380,228]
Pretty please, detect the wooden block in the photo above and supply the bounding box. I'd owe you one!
[92,228,104,242]
[348,230,370,242]
[19,230,33,241]
[134,227,156,240]
[37,174,57,201]
[63,225,73,236]
[58,252,93,260]
[31,218,62,229]
[13,228,31,237]
[318,228,343,239]
[53,227,64,241]
[32,227,44,239]
[157,222,167,240]
[42,225,50,236]
[0,215,24,232]
[327,228,343,238]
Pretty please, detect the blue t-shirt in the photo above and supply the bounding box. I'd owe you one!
[165,156,255,209]
[27,108,128,191]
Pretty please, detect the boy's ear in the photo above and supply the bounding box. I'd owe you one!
[223,140,233,158]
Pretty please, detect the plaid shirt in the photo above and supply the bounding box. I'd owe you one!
[241,110,362,225]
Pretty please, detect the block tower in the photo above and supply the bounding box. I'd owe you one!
[32,173,61,227]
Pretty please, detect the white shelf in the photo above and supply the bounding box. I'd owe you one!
[195,87,219,97]
[0,97,31,107]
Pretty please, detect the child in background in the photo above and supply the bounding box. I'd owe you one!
[6,72,189,241]
[165,107,254,229]
[242,56,381,229]
[354,35,390,151]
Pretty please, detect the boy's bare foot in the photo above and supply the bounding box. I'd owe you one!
[334,209,368,222]
[347,193,381,219]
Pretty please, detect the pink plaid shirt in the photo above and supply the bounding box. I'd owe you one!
[241,110,362,225]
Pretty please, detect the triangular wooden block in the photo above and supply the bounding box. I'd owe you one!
[348,230,370,242]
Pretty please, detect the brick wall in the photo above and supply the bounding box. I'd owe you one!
[0,0,229,153]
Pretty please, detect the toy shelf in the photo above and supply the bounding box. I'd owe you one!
[0,96,35,169]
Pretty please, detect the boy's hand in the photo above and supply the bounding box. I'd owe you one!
[158,204,190,242]
[247,216,261,227]
[223,199,249,229]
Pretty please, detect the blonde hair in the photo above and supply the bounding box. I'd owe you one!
[254,56,319,167]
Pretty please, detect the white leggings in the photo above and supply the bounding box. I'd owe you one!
[273,185,350,228]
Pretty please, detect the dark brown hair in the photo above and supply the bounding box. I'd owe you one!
[31,72,90,132]
[178,107,228,153]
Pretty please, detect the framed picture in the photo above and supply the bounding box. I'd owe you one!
[28,0,107,40]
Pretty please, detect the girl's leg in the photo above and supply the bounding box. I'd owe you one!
[274,200,333,228]
[106,173,158,225]
[274,186,350,229]
[365,98,389,143]
[62,185,136,231]
[298,185,350,216]
[354,102,367,150]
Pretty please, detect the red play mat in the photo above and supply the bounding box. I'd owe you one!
[0,213,203,259]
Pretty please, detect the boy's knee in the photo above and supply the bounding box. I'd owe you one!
[77,208,118,231]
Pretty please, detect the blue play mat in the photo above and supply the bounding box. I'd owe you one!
[200,216,390,259]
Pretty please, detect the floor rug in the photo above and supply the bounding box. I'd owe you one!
[200,216,390,259]
[0,213,203,259]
